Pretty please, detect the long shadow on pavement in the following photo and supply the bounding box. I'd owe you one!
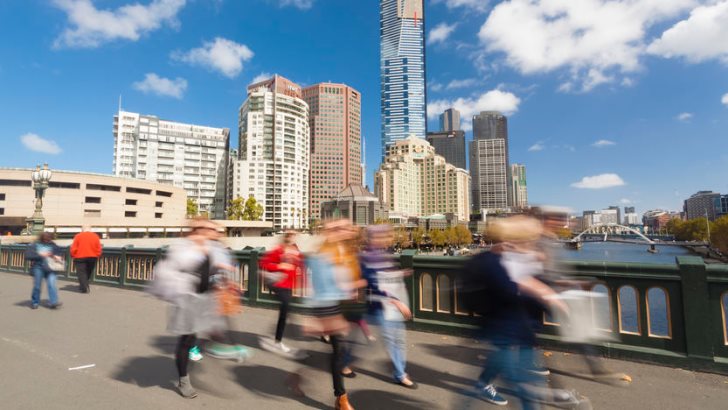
[232,364,329,409]
[111,355,178,393]
[348,389,438,410]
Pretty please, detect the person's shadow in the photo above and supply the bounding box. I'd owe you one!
[348,389,439,410]
[111,355,178,393]
[232,364,329,409]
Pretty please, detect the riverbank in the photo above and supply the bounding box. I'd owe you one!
[686,245,728,264]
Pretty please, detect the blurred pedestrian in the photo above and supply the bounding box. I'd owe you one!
[25,232,64,309]
[259,230,305,357]
[150,218,229,399]
[70,225,102,293]
[359,224,417,389]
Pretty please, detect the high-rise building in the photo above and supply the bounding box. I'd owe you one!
[380,0,426,159]
[112,110,229,218]
[624,206,636,214]
[235,75,310,230]
[683,191,727,221]
[302,83,362,222]
[375,135,470,222]
[470,111,511,211]
[510,163,528,209]
[425,130,466,169]
[607,205,621,226]
[439,108,460,132]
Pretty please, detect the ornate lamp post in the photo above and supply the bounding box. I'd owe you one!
[24,164,52,236]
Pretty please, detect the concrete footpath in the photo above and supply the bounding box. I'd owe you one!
[1,272,727,410]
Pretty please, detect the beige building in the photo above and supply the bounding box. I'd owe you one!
[0,168,187,238]
[374,136,470,222]
[303,83,362,222]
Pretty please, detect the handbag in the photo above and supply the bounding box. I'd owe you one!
[45,257,65,272]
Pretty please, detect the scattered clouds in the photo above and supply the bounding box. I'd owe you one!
[172,37,253,78]
[251,72,272,84]
[429,81,444,92]
[446,78,478,90]
[432,0,490,13]
[478,0,695,91]
[528,143,545,152]
[428,23,457,45]
[722,93,728,106]
[276,0,314,9]
[133,73,187,98]
[648,1,728,64]
[20,133,62,155]
[571,173,625,189]
[676,112,693,122]
[592,139,616,148]
[620,198,632,204]
[427,89,521,131]
[52,0,186,48]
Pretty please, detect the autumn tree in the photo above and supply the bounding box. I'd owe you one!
[186,198,199,218]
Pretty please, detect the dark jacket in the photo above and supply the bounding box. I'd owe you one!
[459,251,535,344]
[25,241,63,269]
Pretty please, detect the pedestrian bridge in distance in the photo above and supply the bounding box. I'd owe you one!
[569,223,709,248]
[2,244,728,408]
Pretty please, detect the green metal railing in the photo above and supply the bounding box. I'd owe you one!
[2,244,728,373]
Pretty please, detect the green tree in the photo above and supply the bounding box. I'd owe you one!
[711,215,728,253]
[429,229,446,250]
[393,226,410,248]
[186,198,199,218]
[242,195,264,221]
[444,227,458,246]
[670,217,712,241]
[226,196,245,220]
[411,227,426,248]
[454,225,473,246]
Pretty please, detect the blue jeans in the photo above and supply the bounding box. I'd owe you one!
[479,335,543,410]
[372,311,407,382]
[31,264,58,306]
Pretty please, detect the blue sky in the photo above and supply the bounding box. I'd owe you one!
[1,0,728,216]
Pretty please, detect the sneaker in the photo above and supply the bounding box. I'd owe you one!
[49,302,63,309]
[31,304,39,310]
[276,342,292,354]
[189,346,203,361]
[530,366,550,376]
[479,384,508,406]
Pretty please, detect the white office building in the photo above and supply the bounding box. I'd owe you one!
[112,110,229,218]
[235,75,310,230]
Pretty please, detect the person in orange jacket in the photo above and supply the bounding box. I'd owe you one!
[70,226,102,293]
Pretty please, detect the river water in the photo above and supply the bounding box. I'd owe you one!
[558,241,691,264]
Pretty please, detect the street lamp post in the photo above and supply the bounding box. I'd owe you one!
[24,164,53,236]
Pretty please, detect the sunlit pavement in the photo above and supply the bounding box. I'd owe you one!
[1,272,727,410]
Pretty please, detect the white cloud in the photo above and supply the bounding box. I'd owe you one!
[251,72,272,84]
[592,139,616,148]
[429,81,444,92]
[676,112,693,122]
[432,0,489,12]
[172,37,253,78]
[620,198,632,204]
[52,0,186,48]
[478,0,695,91]
[277,0,314,9]
[427,89,520,131]
[133,73,187,98]
[446,78,478,90]
[571,173,625,189]
[528,143,545,152]
[20,133,62,155]
[648,1,728,64]
[722,93,728,106]
[428,23,457,45]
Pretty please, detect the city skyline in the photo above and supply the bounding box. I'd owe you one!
[2,1,728,215]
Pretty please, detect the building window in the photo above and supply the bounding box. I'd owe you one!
[84,210,101,218]
[0,208,4,215]
[156,190,173,197]
[155,213,163,219]
[0,179,31,187]
[0,193,5,200]
[126,187,152,195]
[125,199,137,206]
[85,197,101,204]
[155,201,163,207]
[87,183,121,192]
[49,182,81,189]
[125,211,137,218]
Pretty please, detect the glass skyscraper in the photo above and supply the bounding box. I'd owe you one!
[380,0,426,160]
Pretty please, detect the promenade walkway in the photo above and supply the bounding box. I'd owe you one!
[1,272,727,409]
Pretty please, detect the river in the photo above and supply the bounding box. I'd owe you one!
[558,241,691,264]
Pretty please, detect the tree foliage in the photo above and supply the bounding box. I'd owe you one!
[186,198,198,217]
[227,196,245,220]
[667,217,711,241]
[429,229,446,249]
[242,195,264,221]
[411,227,426,247]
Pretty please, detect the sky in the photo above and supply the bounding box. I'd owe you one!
[1,0,728,216]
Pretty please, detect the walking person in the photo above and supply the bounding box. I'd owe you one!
[359,224,417,389]
[70,226,102,293]
[259,231,305,357]
[149,218,229,399]
[25,232,64,309]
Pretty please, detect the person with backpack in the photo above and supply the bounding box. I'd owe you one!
[25,232,64,309]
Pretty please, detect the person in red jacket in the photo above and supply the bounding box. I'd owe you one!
[70,226,102,293]
[259,231,304,355]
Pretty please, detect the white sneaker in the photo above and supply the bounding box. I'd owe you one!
[276,342,292,354]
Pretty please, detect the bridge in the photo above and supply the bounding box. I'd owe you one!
[2,244,728,409]
[568,223,709,251]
